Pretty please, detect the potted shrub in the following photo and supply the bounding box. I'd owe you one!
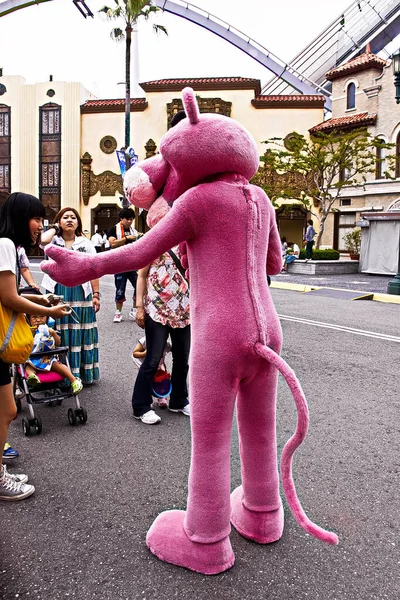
[343,227,361,260]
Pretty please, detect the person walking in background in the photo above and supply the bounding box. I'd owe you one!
[91,230,103,253]
[41,207,101,385]
[101,231,110,251]
[304,220,316,261]
[0,192,71,500]
[107,208,142,323]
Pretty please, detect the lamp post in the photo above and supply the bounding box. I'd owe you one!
[387,50,400,294]
[392,49,400,104]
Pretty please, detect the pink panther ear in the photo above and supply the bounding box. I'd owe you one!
[182,87,200,124]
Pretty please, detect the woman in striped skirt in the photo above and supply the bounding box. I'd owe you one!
[41,208,100,384]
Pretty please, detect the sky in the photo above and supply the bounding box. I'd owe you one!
[0,0,398,99]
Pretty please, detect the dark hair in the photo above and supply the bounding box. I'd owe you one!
[307,220,313,226]
[170,110,186,128]
[281,236,287,243]
[119,207,135,220]
[0,192,46,251]
[54,207,83,237]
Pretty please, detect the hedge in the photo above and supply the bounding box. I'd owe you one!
[299,248,340,260]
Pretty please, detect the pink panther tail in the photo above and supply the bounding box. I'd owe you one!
[254,342,339,546]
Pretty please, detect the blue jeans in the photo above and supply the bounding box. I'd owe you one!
[114,271,137,304]
[305,241,314,259]
[132,316,190,417]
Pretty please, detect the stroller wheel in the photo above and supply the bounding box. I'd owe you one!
[77,407,88,424]
[67,408,77,426]
[33,416,42,435]
[22,418,31,437]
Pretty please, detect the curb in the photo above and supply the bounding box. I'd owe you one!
[270,281,400,304]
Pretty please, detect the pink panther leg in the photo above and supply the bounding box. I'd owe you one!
[146,362,238,574]
[231,361,284,543]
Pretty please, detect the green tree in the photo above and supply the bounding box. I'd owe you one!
[99,0,167,149]
[252,129,394,248]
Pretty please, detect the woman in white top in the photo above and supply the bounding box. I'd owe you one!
[0,192,71,501]
[41,207,101,384]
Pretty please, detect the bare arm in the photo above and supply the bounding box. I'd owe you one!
[267,203,284,276]
[20,266,40,289]
[40,226,57,246]
[135,265,150,329]
[49,328,61,346]
[0,271,71,319]
[109,232,143,249]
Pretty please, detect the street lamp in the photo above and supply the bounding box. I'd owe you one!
[392,49,400,104]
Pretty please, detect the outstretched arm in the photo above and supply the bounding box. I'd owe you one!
[41,197,195,287]
[266,201,283,276]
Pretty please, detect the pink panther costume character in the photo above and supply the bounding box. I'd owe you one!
[41,88,338,574]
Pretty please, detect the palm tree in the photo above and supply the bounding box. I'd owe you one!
[99,1,167,149]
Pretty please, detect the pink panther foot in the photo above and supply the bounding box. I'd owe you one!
[146,510,235,575]
[230,485,284,544]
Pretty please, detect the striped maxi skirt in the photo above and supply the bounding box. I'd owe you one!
[53,284,100,384]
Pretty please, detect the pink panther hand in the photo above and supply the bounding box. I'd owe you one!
[41,245,96,287]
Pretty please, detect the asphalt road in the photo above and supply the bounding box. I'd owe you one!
[1,270,399,599]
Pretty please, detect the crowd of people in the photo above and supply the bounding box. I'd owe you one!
[0,189,317,502]
[0,194,191,501]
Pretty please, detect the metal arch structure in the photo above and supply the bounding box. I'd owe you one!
[0,0,333,110]
[2,0,400,111]
[262,0,400,95]
[0,0,52,17]
[152,0,333,110]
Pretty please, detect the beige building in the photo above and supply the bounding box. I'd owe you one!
[309,48,400,251]
[1,74,324,236]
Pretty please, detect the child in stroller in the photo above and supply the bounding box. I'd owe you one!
[25,314,83,395]
[14,315,87,435]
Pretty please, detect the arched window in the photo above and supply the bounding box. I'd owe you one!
[346,82,356,110]
[396,132,400,178]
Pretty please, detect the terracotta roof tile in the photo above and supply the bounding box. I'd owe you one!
[81,98,148,113]
[140,77,261,94]
[325,51,388,81]
[309,112,377,133]
[252,94,325,108]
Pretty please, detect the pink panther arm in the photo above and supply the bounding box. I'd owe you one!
[41,201,194,287]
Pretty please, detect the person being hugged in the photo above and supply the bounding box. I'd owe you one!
[41,207,100,385]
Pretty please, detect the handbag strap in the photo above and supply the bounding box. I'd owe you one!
[167,249,189,286]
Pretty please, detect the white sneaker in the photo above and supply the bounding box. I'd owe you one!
[1,465,28,484]
[0,465,34,501]
[129,308,137,320]
[169,404,190,416]
[113,310,122,323]
[134,410,161,425]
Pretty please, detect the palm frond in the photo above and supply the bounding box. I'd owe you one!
[110,27,125,41]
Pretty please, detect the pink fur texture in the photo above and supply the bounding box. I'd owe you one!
[41,88,338,574]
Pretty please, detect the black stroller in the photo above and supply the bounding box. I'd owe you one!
[13,345,88,436]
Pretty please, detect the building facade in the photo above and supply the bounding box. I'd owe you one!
[309,48,400,251]
[0,73,325,238]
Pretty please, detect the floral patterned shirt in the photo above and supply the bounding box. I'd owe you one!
[144,247,190,328]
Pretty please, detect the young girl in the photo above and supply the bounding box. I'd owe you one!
[25,315,83,395]
[132,336,171,408]
[0,192,72,501]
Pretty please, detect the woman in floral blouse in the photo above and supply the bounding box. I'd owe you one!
[133,247,190,425]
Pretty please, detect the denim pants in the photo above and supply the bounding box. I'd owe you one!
[114,271,137,303]
[305,241,314,259]
[132,316,191,417]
